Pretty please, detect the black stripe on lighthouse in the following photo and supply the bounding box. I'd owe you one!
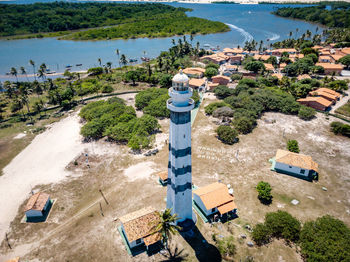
[170,111,191,125]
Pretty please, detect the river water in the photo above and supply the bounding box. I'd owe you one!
[0,1,321,81]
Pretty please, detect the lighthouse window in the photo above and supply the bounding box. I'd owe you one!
[183,134,185,138]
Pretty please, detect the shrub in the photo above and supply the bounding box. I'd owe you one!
[205,101,230,115]
[135,88,167,110]
[205,63,220,70]
[252,223,270,245]
[205,67,218,78]
[298,105,316,120]
[87,67,103,76]
[216,126,238,145]
[300,215,350,262]
[328,80,348,92]
[101,84,113,93]
[216,236,236,258]
[265,211,301,242]
[244,61,265,73]
[287,139,300,153]
[233,117,255,134]
[214,85,234,99]
[256,181,272,204]
[330,121,350,137]
[213,106,234,118]
[231,74,242,81]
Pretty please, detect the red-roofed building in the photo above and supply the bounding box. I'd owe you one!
[297,97,332,111]
[212,75,231,85]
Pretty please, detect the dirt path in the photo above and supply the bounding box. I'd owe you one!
[330,88,350,113]
[0,112,85,242]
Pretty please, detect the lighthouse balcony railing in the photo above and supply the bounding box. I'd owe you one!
[167,98,195,112]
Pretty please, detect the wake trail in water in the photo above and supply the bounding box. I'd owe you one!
[225,23,253,43]
[262,30,280,41]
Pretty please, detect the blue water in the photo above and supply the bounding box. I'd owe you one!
[0,1,322,81]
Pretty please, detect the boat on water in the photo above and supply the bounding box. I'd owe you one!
[76,64,82,66]
[65,65,72,68]
[46,71,56,74]
[141,57,150,62]
[204,44,211,47]
[129,59,138,63]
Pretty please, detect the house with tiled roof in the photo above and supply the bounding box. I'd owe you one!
[193,182,237,221]
[24,192,52,222]
[315,63,343,75]
[297,96,332,111]
[212,75,230,85]
[183,67,205,78]
[271,149,318,180]
[309,88,341,103]
[157,171,168,186]
[189,78,207,91]
[297,74,311,81]
[119,207,161,252]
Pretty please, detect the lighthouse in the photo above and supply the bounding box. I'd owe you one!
[166,70,196,231]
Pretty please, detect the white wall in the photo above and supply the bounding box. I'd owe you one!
[275,162,310,178]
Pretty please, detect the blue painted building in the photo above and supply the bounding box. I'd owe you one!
[24,192,52,222]
[166,70,196,232]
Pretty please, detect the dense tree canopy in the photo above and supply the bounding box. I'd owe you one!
[0,2,229,39]
[79,97,159,150]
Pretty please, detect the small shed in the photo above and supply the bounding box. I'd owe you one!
[24,192,52,222]
[119,207,161,253]
[193,182,237,221]
[271,149,318,181]
[157,171,168,186]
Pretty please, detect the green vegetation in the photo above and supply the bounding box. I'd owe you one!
[216,125,238,145]
[215,236,236,258]
[287,139,300,153]
[273,3,350,29]
[252,211,301,245]
[330,121,350,138]
[300,215,350,262]
[205,101,230,115]
[135,87,199,118]
[339,55,350,69]
[298,105,316,120]
[213,85,234,99]
[252,211,350,262]
[256,181,272,204]
[335,100,350,117]
[0,2,229,40]
[204,67,219,79]
[63,17,229,41]
[244,60,266,73]
[79,98,159,150]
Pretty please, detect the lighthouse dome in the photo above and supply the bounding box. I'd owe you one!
[172,69,189,91]
[172,69,189,83]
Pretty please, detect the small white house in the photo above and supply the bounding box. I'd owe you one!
[24,192,51,222]
[119,207,161,251]
[271,149,318,180]
[193,182,237,219]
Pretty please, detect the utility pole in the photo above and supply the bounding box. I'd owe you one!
[99,189,109,205]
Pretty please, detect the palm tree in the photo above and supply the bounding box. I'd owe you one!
[98,58,102,67]
[152,208,181,253]
[120,54,127,69]
[10,67,18,83]
[106,62,112,73]
[172,39,176,46]
[29,60,36,81]
[20,67,29,82]
[115,49,121,68]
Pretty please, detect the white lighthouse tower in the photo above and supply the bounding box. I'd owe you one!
[166,70,196,231]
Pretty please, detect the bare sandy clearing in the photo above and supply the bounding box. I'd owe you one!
[123,161,156,182]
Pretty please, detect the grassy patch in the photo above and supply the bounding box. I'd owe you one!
[335,101,350,117]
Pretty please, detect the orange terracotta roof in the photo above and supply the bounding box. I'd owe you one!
[189,78,206,87]
[217,201,237,215]
[264,63,275,71]
[297,96,332,107]
[275,149,318,172]
[208,83,219,87]
[223,47,244,54]
[310,91,337,101]
[272,73,283,80]
[316,63,343,70]
[290,54,304,59]
[24,192,50,212]
[225,65,238,70]
[119,207,161,245]
[319,55,332,60]
[212,75,230,81]
[331,54,345,61]
[316,88,340,97]
[183,67,205,75]
[312,45,323,50]
[279,63,287,69]
[254,54,271,60]
[341,48,350,55]
[158,171,167,181]
[273,48,296,53]
[193,182,234,210]
[297,74,311,80]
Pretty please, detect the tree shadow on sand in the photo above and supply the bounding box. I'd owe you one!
[160,245,188,262]
[181,226,222,262]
